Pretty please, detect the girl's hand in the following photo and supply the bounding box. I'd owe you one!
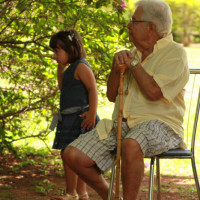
[79,111,95,130]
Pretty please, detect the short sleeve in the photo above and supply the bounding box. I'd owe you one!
[153,47,189,102]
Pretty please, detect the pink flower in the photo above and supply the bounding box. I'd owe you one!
[2,65,8,72]
[145,162,150,169]
[120,0,126,8]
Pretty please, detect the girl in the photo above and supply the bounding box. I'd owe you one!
[49,30,99,200]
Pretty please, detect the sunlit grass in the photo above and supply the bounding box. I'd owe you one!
[98,95,114,120]
[185,45,200,69]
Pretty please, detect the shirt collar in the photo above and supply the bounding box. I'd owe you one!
[134,34,173,63]
[153,34,173,54]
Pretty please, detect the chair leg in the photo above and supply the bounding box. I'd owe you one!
[191,156,200,199]
[107,160,116,200]
[156,157,161,200]
[148,157,155,200]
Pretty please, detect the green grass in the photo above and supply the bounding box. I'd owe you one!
[98,96,114,119]
[185,45,200,69]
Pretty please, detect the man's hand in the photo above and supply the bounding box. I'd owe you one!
[107,50,134,102]
[118,64,128,74]
[113,50,134,68]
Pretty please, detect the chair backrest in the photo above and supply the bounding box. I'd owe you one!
[184,68,200,151]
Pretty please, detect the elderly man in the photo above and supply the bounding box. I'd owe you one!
[64,0,189,199]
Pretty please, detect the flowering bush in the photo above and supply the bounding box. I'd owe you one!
[113,0,126,11]
[120,0,126,8]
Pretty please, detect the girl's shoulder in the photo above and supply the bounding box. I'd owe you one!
[79,58,91,69]
[74,59,94,81]
[69,58,90,72]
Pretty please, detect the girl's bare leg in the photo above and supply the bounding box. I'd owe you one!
[77,177,89,199]
[61,151,78,198]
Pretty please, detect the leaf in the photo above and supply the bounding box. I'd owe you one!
[119,28,124,35]
[86,0,94,5]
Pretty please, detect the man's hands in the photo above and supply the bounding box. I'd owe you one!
[113,50,137,71]
[107,50,139,102]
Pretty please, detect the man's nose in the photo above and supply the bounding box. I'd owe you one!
[53,54,56,59]
[127,23,131,29]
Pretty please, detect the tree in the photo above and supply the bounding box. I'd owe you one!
[0,0,130,154]
[127,0,200,46]
[167,0,200,46]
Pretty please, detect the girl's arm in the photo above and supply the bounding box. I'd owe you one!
[57,64,65,90]
[107,61,120,102]
[75,62,98,130]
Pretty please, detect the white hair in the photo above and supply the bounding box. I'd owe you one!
[135,0,173,37]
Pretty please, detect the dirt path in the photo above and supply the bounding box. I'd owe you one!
[0,152,198,200]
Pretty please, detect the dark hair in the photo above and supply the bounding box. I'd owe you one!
[49,29,87,63]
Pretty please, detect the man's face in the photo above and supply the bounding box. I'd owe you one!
[127,7,149,47]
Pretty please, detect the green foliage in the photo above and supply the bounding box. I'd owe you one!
[128,0,200,46]
[1,0,200,155]
[30,179,55,195]
[166,0,200,46]
[0,0,129,153]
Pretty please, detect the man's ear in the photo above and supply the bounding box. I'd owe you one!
[149,22,156,32]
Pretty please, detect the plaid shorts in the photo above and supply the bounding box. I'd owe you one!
[69,120,182,173]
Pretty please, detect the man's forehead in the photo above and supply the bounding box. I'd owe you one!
[132,7,143,20]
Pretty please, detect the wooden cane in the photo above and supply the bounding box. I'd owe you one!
[115,64,126,200]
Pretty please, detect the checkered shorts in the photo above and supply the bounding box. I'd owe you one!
[69,120,182,173]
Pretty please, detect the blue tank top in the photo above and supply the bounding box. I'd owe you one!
[60,58,90,111]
